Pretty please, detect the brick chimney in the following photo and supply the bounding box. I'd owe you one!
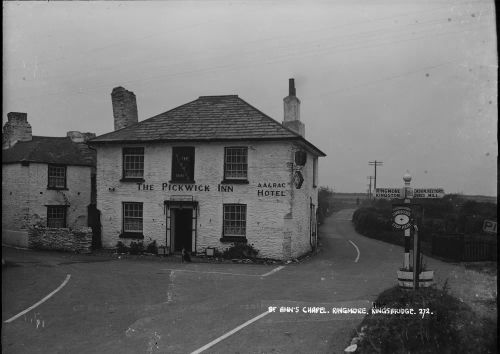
[282,78,305,137]
[2,112,33,149]
[67,131,96,143]
[111,86,138,131]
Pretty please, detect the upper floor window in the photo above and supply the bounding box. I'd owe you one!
[47,205,67,228]
[171,147,195,182]
[224,147,248,181]
[48,164,67,189]
[122,147,144,179]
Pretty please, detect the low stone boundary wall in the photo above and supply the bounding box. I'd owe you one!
[28,226,93,253]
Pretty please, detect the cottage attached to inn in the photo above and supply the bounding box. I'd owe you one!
[90,79,325,260]
[2,112,97,248]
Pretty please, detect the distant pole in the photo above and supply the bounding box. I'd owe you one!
[369,161,383,196]
[367,176,374,199]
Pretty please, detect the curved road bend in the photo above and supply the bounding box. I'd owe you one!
[211,208,406,354]
[2,209,467,354]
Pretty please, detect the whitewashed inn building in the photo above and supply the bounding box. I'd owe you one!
[90,79,325,260]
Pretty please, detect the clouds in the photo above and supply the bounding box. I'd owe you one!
[3,1,497,195]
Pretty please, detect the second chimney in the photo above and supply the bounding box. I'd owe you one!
[111,87,138,131]
[2,112,33,149]
[67,131,96,143]
[282,78,305,137]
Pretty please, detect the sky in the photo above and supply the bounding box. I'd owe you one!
[3,0,498,196]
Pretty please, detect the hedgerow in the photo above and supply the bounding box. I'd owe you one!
[356,285,497,354]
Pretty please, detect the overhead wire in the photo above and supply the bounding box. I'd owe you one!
[5,4,494,104]
[7,17,490,105]
[6,1,483,75]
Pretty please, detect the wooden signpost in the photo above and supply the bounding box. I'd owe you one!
[376,173,445,290]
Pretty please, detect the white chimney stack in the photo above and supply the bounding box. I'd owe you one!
[282,78,305,137]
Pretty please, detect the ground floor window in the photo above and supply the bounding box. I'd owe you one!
[47,206,67,228]
[123,202,143,234]
[223,204,246,237]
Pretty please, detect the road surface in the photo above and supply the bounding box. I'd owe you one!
[2,209,464,353]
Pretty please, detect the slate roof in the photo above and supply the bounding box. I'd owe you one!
[2,136,96,167]
[91,95,325,156]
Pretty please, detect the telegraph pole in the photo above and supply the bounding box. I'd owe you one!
[368,160,383,196]
[367,176,374,198]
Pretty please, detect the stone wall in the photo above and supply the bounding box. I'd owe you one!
[28,226,93,253]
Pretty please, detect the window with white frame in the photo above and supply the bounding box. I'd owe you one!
[48,165,66,189]
[47,206,66,228]
[224,147,248,180]
[122,147,144,179]
[223,204,247,237]
[123,202,143,233]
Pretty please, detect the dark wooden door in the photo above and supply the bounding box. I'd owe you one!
[174,209,192,252]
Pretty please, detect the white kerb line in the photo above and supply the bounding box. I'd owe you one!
[348,240,360,263]
[261,266,284,277]
[4,274,71,323]
[190,311,271,354]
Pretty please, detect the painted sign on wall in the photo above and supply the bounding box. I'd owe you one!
[257,182,287,197]
[131,181,289,197]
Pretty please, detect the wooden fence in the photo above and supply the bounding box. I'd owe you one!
[432,233,497,262]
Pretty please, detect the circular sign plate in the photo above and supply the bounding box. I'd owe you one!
[394,214,410,226]
[392,205,412,230]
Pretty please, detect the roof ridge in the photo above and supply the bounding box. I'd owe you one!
[32,135,70,139]
[198,95,238,98]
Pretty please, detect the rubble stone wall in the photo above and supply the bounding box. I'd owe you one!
[28,226,93,253]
